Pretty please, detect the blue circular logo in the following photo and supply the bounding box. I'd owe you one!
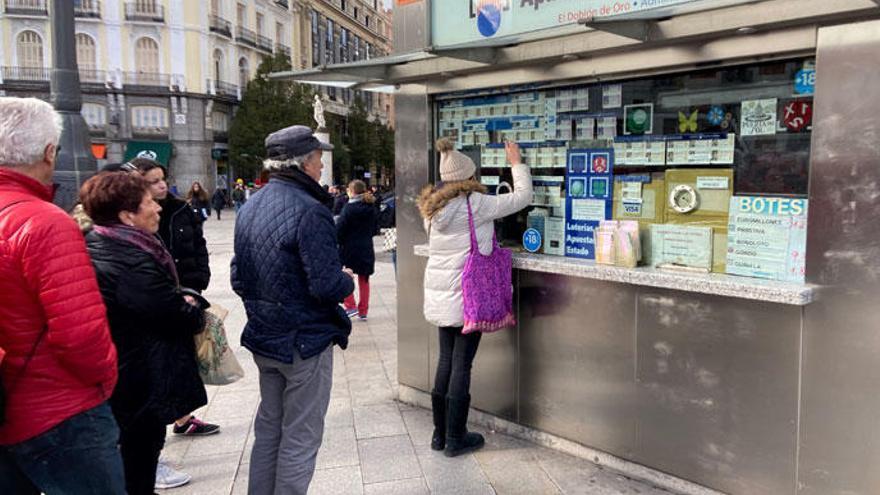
[477,3,502,38]
[523,228,542,253]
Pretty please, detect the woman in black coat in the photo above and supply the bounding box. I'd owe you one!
[80,172,208,495]
[337,180,378,320]
[211,188,227,220]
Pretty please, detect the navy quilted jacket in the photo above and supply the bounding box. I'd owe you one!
[231,169,354,363]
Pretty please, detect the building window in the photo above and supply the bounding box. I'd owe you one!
[81,103,107,129]
[341,0,346,11]
[236,3,246,26]
[256,12,265,36]
[354,7,358,20]
[325,19,334,65]
[365,43,372,60]
[134,37,160,74]
[311,11,320,67]
[238,57,250,88]
[365,15,370,28]
[276,22,284,46]
[131,106,169,131]
[212,111,229,132]
[354,36,360,61]
[340,28,348,63]
[75,33,97,71]
[16,31,44,68]
[213,49,224,82]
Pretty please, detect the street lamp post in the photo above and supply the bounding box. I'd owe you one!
[50,0,97,210]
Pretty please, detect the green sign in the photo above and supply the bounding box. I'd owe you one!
[124,141,172,166]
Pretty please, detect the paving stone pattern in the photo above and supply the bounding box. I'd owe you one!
[164,212,681,494]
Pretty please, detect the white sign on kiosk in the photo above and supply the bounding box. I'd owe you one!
[432,0,760,49]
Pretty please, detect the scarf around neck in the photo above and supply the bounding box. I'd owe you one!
[272,167,334,210]
[93,224,179,285]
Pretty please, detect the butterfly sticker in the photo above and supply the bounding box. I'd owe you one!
[678,109,699,133]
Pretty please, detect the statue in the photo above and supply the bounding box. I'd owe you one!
[313,94,326,130]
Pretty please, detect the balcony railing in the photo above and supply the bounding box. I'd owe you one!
[124,1,164,22]
[123,71,170,87]
[236,26,257,48]
[206,78,240,99]
[1,66,49,81]
[274,0,289,9]
[74,0,101,18]
[275,43,291,58]
[4,0,48,16]
[209,14,232,37]
[256,34,273,53]
[78,68,108,84]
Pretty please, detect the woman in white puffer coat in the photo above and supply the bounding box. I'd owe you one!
[417,138,532,458]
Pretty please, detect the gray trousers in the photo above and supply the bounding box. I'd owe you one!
[248,347,333,495]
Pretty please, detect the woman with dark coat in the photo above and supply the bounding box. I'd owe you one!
[80,172,208,495]
[337,180,378,320]
[211,188,227,220]
[187,181,211,222]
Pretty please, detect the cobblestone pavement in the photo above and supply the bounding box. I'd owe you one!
[164,211,680,495]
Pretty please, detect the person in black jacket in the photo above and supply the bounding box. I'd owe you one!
[232,125,353,495]
[211,188,227,220]
[79,172,208,495]
[337,180,378,320]
[186,181,211,222]
[130,158,218,488]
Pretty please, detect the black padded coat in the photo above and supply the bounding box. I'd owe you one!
[85,231,207,428]
[158,196,211,291]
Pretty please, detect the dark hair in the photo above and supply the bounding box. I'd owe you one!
[187,181,209,203]
[80,172,150,226]
[129,157,166,176]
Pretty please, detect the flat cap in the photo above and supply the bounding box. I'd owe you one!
[265,125,333,160]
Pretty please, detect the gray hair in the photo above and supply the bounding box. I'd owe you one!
[263,151,314,172]
[0,97,62,167]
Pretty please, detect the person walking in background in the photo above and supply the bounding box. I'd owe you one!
[232,180,246,213]
[80,172,208,495]
[417,138,532,457]
[0,97,124,494]
[212,187,227,220]
[232,125,353,495]
[337,180,378,321]
[332,184,348,216]
[130,158,218,489]
[187,181,211,222]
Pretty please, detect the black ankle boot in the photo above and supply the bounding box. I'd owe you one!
[444,395,484,457]
[431,392,446,451]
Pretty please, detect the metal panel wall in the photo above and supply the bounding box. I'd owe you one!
[395,88,433,392]
[518,272,638,458]
[634,290,801,495]
[799,20,880,495]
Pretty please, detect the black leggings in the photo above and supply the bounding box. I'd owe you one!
[432,326,482,400]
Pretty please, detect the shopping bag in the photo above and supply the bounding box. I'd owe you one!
[194,304,245,385]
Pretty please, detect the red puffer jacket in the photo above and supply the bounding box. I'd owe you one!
[0,168,118,445]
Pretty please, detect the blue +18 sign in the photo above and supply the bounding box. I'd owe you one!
[794,69,816,95]
[523,228,542,253]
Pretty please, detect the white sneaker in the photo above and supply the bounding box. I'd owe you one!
[155,461,192,490]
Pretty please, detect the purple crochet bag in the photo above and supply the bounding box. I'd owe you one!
[461,196,516,334]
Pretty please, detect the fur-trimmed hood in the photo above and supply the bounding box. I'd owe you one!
[417,180,487,221]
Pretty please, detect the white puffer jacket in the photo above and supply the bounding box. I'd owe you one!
[422,165,533,327]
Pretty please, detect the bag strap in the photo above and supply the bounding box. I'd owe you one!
[465,195,479,254]
[0,200,49,393]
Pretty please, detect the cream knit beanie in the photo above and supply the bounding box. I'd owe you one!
[437,138,476,182]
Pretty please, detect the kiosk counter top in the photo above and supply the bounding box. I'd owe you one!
[413,244,816,306]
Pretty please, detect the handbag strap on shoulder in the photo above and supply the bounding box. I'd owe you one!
[465,195,479,254]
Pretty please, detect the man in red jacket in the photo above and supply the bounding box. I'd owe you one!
[0,97,125,493]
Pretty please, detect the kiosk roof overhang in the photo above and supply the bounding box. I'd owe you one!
[268,0,879,91]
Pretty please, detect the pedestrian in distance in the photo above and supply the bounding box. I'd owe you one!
[129,158,218,490]
[417,138,533,457]
[232,180,246,213]
[332,184,348,216]
[187,181,211,222]
[212,187,227,220]
[232,125,354,495]
[337,180,378,320]
[80,171,209,495]
[0,97,124,494]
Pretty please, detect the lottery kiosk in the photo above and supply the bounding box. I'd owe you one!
[276,1,880,493]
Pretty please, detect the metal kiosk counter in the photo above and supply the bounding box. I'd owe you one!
[273,2,880,493]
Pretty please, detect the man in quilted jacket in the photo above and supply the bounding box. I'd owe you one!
[232,125,354,495]
[0,97,124,493]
